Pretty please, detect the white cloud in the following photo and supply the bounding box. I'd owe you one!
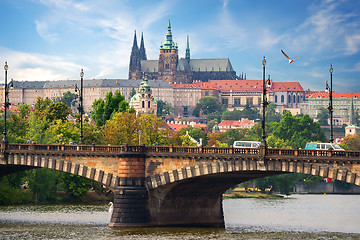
[35,20,58,42]
[345,34,360,55]
[0,47,81,81]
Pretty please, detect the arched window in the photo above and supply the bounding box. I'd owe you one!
[275,95,278,103]
[142,101,145,108]
[297,95,300,103]
[293,95,296,103]
[148,101,150,108]
[281,95,284,103]
[288,95,291,103]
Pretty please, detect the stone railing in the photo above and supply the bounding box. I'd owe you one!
[4,143,360,159]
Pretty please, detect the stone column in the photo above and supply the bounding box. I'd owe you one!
[109,153,150,227]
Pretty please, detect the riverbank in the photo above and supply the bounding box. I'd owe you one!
[223,192,283,199]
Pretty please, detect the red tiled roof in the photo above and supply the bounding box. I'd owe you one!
[271,82,304,91]
[218,119,255,128]
[209,80,270,93]
[309,92,360,99]
[166,123,209,133]
[170,81,218,90]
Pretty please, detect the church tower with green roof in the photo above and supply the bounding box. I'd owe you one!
[158,19,179,83]
[129,75,157,115]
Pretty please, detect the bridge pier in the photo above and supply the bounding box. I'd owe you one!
[109,185,150,227]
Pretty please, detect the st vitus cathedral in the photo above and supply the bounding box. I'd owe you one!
[128,20,239,84]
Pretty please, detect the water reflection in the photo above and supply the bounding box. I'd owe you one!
[0,195,360,239]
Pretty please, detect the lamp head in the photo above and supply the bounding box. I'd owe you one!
[262,56,266,66]
[330,65,333,74]
[80,69,84,78]
[4,62,8,71]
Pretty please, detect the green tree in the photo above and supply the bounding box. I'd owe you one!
[157,100,174,117]
[193,97,224,118]
[91,90,131,127]
[53,91,78,108]
[102,112,139,145]
[61,173,92,199]
[45,102,72,123]
[341,133,360,150]
[44,119,80,144]
[317,108,329,126]
[26,169,59,203]
[265,103,282,123]
[221,103,261,121]
[254,173,303,195]
[7,112,30,143]
[180,126,208,146]
[221,128,249,146]
[272,112,326,148]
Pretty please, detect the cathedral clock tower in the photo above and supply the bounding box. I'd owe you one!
[158,19,178,83]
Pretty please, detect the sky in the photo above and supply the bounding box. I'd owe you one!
[0,0,360,92]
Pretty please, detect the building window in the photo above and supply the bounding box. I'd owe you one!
[275,95,278,103]
[281,95,284,103]
[148,101,150,108]
[246,97,253,106]
[234,98,241,107]
[297,95,300,103]
[142,101,145,108]
[288,95,291,103]
[222,98,228,105]
[293,95,296,103]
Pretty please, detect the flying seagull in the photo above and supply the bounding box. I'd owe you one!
[281,50,302,64]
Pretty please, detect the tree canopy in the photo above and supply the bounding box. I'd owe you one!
[91,90,132,127]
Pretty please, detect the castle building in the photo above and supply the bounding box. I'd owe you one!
[128,19,238,84]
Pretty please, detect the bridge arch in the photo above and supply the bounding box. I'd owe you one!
[1,153,119,189]
[146,159,360,189]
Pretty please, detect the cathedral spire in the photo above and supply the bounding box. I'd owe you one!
[139,32,147,60]
[129,30,142,79]
[160,18,178,50]
[132,30,139,51]
[185,34,190,61]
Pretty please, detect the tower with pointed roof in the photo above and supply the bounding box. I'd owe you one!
[185,35,190,62]
[129,75,157,115]
[129,31,147,80]
[158,19,179,83]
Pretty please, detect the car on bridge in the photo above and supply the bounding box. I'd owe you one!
[305,142,344,151]
[233,141,261,148]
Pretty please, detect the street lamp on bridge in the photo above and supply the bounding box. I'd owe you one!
[260,56,269,147]
[75,69,84,144]
[326,65,334,143]
[3,62,13,146]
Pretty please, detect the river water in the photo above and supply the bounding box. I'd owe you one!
[0,194,359,239]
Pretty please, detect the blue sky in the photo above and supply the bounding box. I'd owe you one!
[0,0,360,92]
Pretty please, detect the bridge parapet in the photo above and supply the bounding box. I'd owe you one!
[4,143,360,160]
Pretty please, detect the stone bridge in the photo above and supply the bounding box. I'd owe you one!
[1,142,360,228]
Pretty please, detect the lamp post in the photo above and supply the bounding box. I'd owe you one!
[75,69,84,144]
[2,62,13,145]
[261,56,268,147]
[327,65,334,143]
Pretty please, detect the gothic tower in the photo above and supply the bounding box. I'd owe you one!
[139,32,147,61]
[158,19,179,83]
[129,31,142,80]
[185,34,190,62]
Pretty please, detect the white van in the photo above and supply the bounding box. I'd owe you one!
[233,141,261,148]
[305,142,344,151]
